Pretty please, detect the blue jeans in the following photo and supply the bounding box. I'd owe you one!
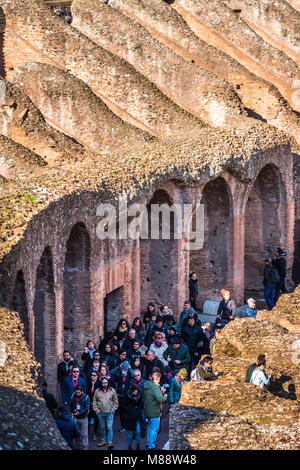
[264,284,275,310]
[146,417,160,449]
[98,411,114,444]
[127,421,141,447]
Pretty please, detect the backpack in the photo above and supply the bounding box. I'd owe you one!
[271,266,280,284]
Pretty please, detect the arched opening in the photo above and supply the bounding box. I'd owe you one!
[0,8,5,78]
[140,189,178,310]
[244,164,287,291]
[190,177,231,307]
[33,247,56,391]
[12,270,29,345]
[63,222,91,361]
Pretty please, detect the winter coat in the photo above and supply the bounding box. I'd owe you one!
[93,387,119,415]
[129,378,146,400]
[178,307,197,332]
[191,362,216,382]
[61,376,87,408]
[110,368,133,396]
[81,349,97,373]
[141,356,165,379]
[42,390,58,417]
[144,380,167,418]
[149,341,169,366]
[163,344,190,371]
[272,256,286,280]
[217,299,236,321]
[263,264,274,286]
[55,412,80,449]
[124,390,144,431]
[189,278,199,300]
[101,353,118,371]
[57,360,72,385]
[169,377,183,404]
[69,392,90,419]
[181,324,205,352]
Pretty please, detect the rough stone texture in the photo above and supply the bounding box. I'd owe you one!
[0,306,69,450]
[172,0,300,112]
[170,286,300,450]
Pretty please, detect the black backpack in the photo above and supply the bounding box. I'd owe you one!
[271,266,280,284]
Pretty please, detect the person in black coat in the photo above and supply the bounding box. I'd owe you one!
[141,350,165,379]
[57,351,73,385]
[42,382,58,417]
[272,247,287,303]
[86,372,101,440]
[101,342,119,371]
[55,406,80,450]
[181,317,205,370]
[189,272,199,311]
[124,385,144,450]
[81,340,97,374]
[214,289,236,330]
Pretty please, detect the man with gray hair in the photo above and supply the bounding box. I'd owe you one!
[141,349,165,380]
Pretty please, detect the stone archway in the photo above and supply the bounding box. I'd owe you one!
[190,177,232,307]
[244,164,287,291]
[33,246,56,391]
[140,189,178,310]
[63,222,91,361]
[12,270,29,345]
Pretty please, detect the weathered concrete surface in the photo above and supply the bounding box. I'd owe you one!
[0,306,69,450]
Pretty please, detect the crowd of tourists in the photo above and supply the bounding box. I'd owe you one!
[44,248,287,450]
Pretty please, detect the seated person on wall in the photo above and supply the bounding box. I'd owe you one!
[244,354,266,383]
[236,298,258,318]
[169,368,188,405]
[213,289,236,331]
[163,338,191,375]
[191,355,221,382]
[250,355,274,390]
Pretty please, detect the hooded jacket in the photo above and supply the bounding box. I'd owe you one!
[55,412,80,449]
[144,380,167,418]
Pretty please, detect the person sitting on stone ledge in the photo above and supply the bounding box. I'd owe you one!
[213,289,236,331]
[250,355,273,390]
[191,355,221,382]
[237,298,258,318]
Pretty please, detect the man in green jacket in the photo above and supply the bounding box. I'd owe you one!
[163,338,191,374]
[144,372,167,449]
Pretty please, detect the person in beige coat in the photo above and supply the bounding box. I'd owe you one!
[93,377,119,449]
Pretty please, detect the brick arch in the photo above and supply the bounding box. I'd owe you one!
[244,163,287,290]
[190,176,233,307]
[33,246,56,391]
[12,270,29,345]
[140,187,178,310]
[63,222,91,361]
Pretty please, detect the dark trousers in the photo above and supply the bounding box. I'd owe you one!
[88,408,99,435]
[274,278,287,303]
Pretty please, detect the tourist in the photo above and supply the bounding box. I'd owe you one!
[113,319,130,345]
[101,342,118,370]
[122,328,137,352]
[61,365,87,409]
[149,317,166,343]
[201,323,214,355]
[163,338,191,375]
[250,356,272,390]
[238,298,258,318]
[181,317,205,370]
[124,385,144,450]
[142,302,158,327]
[69,385,90,450]
[164,313,179,334]
[189,272,199,311]
[214,289,236,330]
[129,369,146,436]
[57,351,73,386]
[178,300,197,333]
[244,354,266,383]
[86,358,101,381]
[131,317,145,343]
[191,356,220,381]
[87,371,100,440]
[272,248,287,303]
[263,258,277,310]
[81,340,97,373]
[130,356,145,377]
[110,361,133,432]
[115,349,128,368]
[210,328,221,355]
[93,377,119,449]
[160,304,174,321]
[141,349,165,379]
[144,371,168,450]
[144,313,159,347]
[127,339,142,364]
[169,369,188,405]
[55,406,80,450]
[149,332,169,367]
[41,382,58,418]
[166,326,179,345]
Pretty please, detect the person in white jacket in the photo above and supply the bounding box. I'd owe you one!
[250,357,271,390]
[149,332,169,367]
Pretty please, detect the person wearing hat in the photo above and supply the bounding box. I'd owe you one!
[69,385,90,450]
[263,258,276,310]
[272,247,287,303]
[110,360,133,432]
[169,369,188,405]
